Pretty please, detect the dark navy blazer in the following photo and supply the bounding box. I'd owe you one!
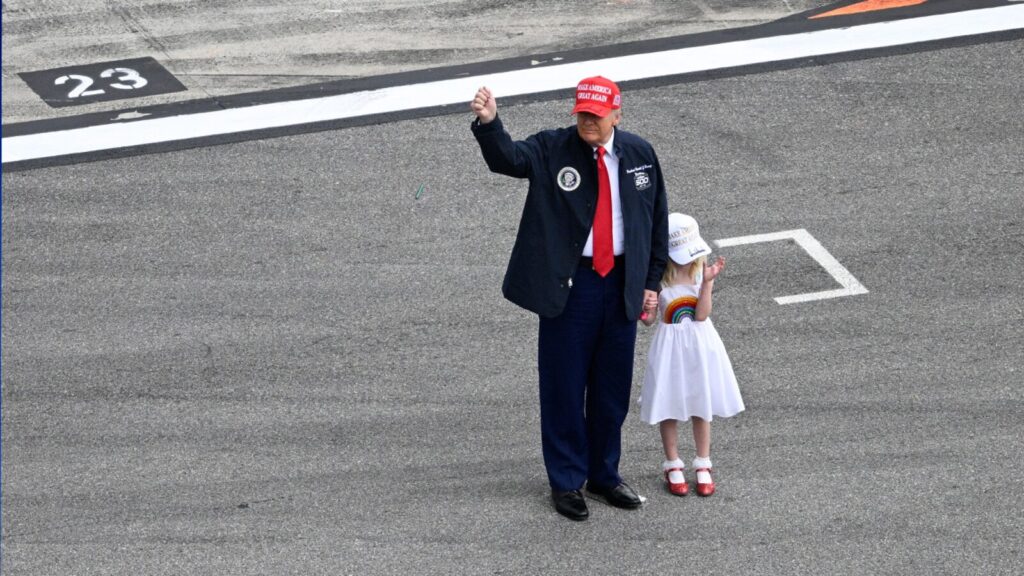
[472,115,669,320]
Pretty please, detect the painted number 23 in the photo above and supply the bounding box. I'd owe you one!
[55,67,149,98]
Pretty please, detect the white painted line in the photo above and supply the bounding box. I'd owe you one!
[3,5,1023,164]
[713,229,869,305]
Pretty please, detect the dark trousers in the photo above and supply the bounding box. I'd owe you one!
[537,262,637,492]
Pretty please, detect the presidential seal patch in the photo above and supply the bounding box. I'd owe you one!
[633,171,651,191]
[557,167,581,192]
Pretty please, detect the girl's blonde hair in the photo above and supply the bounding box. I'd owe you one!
[661,255,706,287]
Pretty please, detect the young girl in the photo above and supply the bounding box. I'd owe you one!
[639,213,744,497]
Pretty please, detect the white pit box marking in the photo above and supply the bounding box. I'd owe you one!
[713,229,869,305]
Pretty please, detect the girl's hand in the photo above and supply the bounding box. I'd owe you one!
[703,257,725,283]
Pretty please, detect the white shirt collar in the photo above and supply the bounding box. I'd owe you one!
[592,129,615,156]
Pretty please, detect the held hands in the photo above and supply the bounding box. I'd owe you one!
[470,86,497,124]
[643,289,658,313]
[640,289,658,325]
[703,257,725,283]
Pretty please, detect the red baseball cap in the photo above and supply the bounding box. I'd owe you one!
[571,76,621,118]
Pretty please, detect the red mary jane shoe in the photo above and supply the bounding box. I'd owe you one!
[695,468,715,497]
[664,467,689,496]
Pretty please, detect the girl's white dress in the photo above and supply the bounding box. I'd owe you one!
[639,279,744,424]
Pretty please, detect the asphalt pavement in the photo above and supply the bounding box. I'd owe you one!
[2,2,1023,575]
[1,0,818,125]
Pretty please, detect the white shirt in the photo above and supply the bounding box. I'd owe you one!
[582,129,624,257]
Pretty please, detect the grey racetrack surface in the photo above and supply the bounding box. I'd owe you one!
[3,2,1024,575]
[1,0,820,124]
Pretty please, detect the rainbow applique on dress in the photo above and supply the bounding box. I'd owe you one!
[664,296,698,324]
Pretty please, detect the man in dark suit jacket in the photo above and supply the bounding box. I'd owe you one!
[470,76,668,521]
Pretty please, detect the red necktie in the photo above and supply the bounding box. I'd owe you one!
[593,146,614,277]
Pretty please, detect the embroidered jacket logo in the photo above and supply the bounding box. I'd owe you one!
[633,171,651,190]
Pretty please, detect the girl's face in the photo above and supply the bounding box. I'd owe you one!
[673,257,704,283]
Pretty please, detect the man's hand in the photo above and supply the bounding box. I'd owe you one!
[470,86,497,124]
[643,289,658,312]
[641,289,658,324]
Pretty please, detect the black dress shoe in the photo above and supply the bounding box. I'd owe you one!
[551,489,589,521]
[585,481,642,510]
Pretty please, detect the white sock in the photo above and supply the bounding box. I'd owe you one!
[692,456,713,484]
[662,459,685,483]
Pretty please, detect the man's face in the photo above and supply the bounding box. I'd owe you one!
[576,110,621,147]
